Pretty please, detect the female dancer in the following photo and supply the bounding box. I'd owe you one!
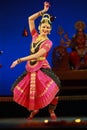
[10,1,61,120]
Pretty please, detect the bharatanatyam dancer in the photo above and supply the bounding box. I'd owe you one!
[10,1,61,120]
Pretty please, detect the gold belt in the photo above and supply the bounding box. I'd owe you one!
[31,57,46,62]
[37,57,46,61]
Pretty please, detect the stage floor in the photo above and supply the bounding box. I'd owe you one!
[0,117,87,129]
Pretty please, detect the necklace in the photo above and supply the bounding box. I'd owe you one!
[31,36,48,53]
[31,41,42,53]
[35,35,48,42]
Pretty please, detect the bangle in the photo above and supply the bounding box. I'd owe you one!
[17,58,21,64]
[39,11,44,16]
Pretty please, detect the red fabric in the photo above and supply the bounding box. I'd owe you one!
[40,40,52,52]
[51,97,58,105]
[31,29,38,37]
[13,70,59,110]
[69,51,80,67]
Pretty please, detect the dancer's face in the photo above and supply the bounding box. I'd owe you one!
[39,23,51,36]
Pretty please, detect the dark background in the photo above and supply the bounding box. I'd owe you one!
[0,0,87,96]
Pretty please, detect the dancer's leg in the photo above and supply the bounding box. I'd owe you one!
[49,96,58,120]
[27,110,39,120]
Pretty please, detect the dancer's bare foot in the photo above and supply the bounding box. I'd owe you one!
[49,110,57,120]
[27,110,39,120]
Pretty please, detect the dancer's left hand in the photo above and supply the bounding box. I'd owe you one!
[10,60,18,68]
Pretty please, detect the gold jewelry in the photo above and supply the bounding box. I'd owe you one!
[36,35,48,42]
[37,57,46,61]
[39,11,44,16]
[31,41,42,53]
[31,36,48,53]
[40,13,51,24]
[17,58,21,64]
[30,57,45,62]
[31,47,35,53]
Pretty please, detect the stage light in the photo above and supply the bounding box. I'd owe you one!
[75,118,81,123]
[44,119,49,123]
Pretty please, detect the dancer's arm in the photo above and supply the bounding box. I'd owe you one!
[28,1,50,32]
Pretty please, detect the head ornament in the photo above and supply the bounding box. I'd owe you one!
[75,21,86,30]
[40,13,52,24]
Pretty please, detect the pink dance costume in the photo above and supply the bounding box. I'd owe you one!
[11,29,61,111]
